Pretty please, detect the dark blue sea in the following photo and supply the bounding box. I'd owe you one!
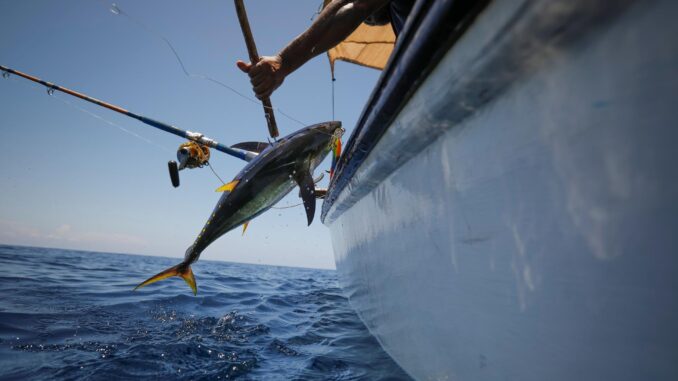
[0,245,410,380]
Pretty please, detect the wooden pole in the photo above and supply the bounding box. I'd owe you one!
[234,0,280,138]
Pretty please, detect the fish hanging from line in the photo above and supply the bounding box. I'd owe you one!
[134,121,344,295]
[0,65,343,296]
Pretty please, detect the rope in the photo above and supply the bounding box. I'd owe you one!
[331,77,336,120]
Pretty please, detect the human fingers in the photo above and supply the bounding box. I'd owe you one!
[236,60,251,73]
[250,67,267,83]
[258,87,275,100]
[249,68,273,86]
[259,79,282,100]
[251,72,268,87]
[248,60,269,78]
[253,77,274,98]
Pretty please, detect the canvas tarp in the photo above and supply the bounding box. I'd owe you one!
[323,1,396,77]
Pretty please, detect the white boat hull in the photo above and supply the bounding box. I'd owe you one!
[324,0,678,379]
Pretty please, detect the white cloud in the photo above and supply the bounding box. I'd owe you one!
[0,219,147,250]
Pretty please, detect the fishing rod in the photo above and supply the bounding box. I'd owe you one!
[1,64,257,187]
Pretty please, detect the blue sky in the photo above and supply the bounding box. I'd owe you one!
[0,0,381,269]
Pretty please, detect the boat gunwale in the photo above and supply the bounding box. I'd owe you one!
[320,0,489,223]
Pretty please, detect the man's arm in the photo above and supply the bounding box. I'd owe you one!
[237,0,390,99]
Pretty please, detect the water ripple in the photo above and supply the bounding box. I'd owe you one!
[0,245,410,380]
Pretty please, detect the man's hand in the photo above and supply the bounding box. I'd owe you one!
[236,55,286,100]
[235,1,388,100]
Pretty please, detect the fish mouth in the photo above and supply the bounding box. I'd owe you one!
[317,121,343,135]
[327,120,342,130]
[333,124,345,138]
[325,122,345,149]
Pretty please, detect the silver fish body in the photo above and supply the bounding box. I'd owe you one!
[135,121,343,294]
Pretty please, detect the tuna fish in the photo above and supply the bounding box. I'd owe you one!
[134,121,343,294]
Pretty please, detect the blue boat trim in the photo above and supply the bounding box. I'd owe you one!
[320,0,489,222]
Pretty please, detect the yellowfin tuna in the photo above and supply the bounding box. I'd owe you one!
[134,121,343,295]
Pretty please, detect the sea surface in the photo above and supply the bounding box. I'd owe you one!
[0,245,410,380]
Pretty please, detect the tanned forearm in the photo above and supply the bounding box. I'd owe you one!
[236,0,390,99]
[278,0,390,76]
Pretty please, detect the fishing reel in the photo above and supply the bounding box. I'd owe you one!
[167,141,210,187]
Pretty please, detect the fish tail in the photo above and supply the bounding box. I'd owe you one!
[133,262,197,295]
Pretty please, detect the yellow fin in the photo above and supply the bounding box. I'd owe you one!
[134,263,197,295]
[242,220,250,236]
[215,180,239,192]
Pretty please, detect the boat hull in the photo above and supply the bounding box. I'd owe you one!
[324,0,678,379]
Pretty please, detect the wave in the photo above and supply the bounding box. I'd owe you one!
[0,245,410,380]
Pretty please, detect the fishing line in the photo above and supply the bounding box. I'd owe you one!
[2,71,169,152]
[52,93,171,153]
[206,161,227,185]
[107,2,307,128]
[271,202,303,209]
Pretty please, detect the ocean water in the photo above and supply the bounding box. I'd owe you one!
[0,245,410,380]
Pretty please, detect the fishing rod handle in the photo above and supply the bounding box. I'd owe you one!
[234,0,280,138]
